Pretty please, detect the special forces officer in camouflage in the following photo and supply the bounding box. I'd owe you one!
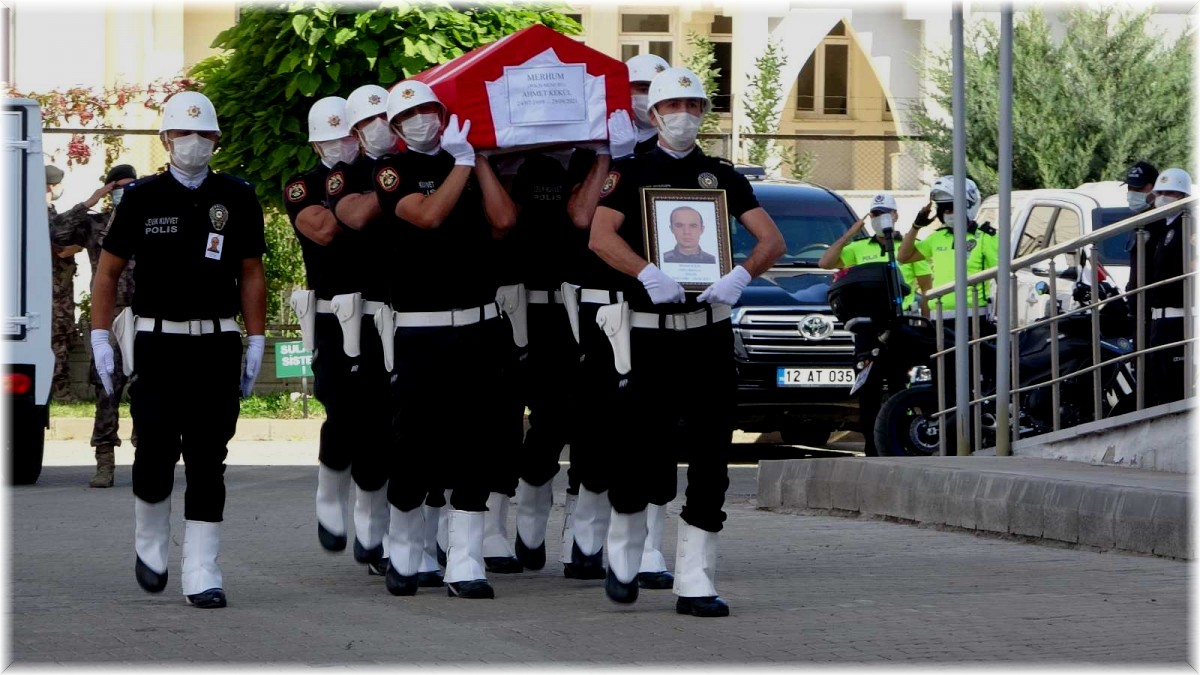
[45,164,79,402]
[53,164,140,487]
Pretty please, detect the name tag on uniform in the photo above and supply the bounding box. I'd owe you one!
[205,233,225,260]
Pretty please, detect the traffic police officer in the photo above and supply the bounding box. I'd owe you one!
[589,68,785,617]
[284,96,397,578]
[372,81,517,599]
[90,91,267,609]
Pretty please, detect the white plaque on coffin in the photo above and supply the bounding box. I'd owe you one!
[487,48,607,148]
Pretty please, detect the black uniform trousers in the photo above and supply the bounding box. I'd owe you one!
[571,301,626,496]
[608,317,736,534]
[129,330,242,522]
[388,316,508,513]
[312,313,391,492]
[489,313,526,499]
[1148,315,1185,407]
[516,300,582,490]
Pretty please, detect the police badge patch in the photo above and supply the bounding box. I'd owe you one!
[600,172,620,197]
[327,171,345,196]
[286,181,306,203]
[698,172,718,188]
[377,167,400,192]
[209,204,229,231]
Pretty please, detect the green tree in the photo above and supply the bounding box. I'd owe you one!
[682,31,722,152]
[742,40,786,168]
[909,7,1193,196]
[188,2,580,320]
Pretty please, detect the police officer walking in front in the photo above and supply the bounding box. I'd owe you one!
[90,91,267,609]
[588,68,785,617]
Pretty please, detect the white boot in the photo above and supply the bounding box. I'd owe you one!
[483,492,522,573]
[383,506,423,596]
[417,505,444,586]
[564,487,609,579]
[515,479,554,570]
[353,485,388,574]
[181,520,226,608]
[315,465,351,551]
[605,509,648,604]
[445,510,494,599]
[558,492,578,564]
[672,522,728,617]
[636,503,674,589]
[134,497,171,593]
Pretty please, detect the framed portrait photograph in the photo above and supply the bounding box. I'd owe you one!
[641,188,733,292]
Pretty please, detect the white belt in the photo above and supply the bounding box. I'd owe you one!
[393,302,500,328]
[580,289,625,305]
[315,299,388,315]
[1155,307,1187,319]
[630,304,732,331]
[135,317,240,335]
[527,290,565,305]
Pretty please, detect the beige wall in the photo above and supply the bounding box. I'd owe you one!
[183,3,238,68]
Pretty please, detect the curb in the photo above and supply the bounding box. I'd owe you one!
[757,456,1191,559]
[48,417,325,442]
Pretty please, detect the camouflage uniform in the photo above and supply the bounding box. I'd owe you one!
[48,202,80,402]
[52,203,137,448]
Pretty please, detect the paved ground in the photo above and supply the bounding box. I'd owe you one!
[9,440,1191,666]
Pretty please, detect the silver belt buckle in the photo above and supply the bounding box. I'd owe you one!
[669,314,687,331]
[188,319,204,336]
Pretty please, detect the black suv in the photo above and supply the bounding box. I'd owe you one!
[730,178,861,447]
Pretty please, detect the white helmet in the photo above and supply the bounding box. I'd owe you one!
[159,91,220,134]
[929,175,981,221]
[307,96,351,143]
[626,53,670,84]
[869,193,898,213]
[345,84,389,128]
[1153,167,1192,196]
[647,67,712,115]
[386,80,442,124]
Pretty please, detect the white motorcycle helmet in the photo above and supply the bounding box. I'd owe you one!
[345,84,390,129]
[1153,167,1192,196]
[386,80,442,124]
[626,53,670,84]
[647,67,712,115]
[929,175,981,222]
[307,96,351,143]
[159,91,220,134]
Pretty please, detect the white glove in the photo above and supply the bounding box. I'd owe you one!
[607,109,637,159]
[241,335,266,398]
[440,114,475,167]
[698,265,752,305]
[638,263,686,304]
[90,329,115,397]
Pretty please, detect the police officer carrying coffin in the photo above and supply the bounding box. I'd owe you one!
[90,91,267,609]
[284,96,397,578]
[588,68,785,617]
[370,81,517,599]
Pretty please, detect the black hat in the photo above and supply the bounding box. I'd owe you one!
[103,164,137,184]
[1121,161,1158,189]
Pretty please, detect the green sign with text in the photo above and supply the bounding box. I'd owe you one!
[275,341,313,378]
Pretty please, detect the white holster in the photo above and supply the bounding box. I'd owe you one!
[111,306,136,377]
[290,290,317,352]
[373,306,395,372]
[496,284,529,349]
[330,292,363,358]
[595,301,632,376]
[560,282,581,344]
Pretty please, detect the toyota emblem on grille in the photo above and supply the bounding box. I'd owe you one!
[798,315,833,340]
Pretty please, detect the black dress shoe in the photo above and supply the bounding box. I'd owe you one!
[353,539,384,564]
[416,570,444,588]
[562,542,605,580]
[384,565,418,596]
[135,557,167,593]
[485,555,524,574]
[515,537,546,570]
[317,523,347,552]
[446,579,495,599]
[605,568,639,604]
[675,595,730,617]
[436,544,447,568]
[636,571,674,589]
[186,588,227,609]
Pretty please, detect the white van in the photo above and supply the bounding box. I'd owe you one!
[4,98,53,484]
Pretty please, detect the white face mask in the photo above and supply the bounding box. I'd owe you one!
[399,113,441,152]
[111,188,124,206]
[1127,191,1150,212]
[940,211,957,228]
[48,185,63,201]
[871,212,895,234]
[1154,194,1181,209]
[653,110,701,152]
[631,94,652,128]
[169,133,215,174]
[316,137,360,167]
[358,117,399,158]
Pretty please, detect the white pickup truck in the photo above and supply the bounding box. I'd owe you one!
[976,182,1133,326]
[4,98,53,485]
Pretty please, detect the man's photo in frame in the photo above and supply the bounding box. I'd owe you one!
[643,189,732,291]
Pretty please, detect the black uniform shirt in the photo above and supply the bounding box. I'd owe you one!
[372,150,496,312]
[1140,213,1190,309]
[103,170,265,321]
[594,146,759,312]
[633,134,658,156]
[500,150,593,290]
